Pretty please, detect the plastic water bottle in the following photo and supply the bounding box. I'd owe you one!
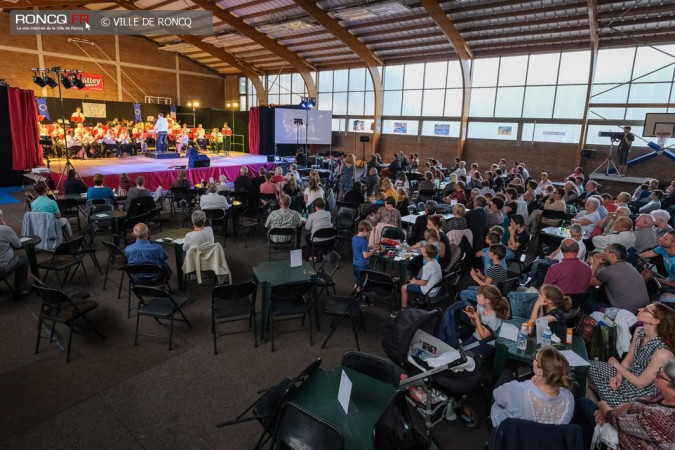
[542,328,553,348]
[517,324,528,351]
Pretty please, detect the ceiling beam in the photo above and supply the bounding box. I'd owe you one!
[355,24,438,39]
[293,0,384,154]
[344,12,431,31]
[0,0,112,6]
[465,25,590,43]
[361,31,444,46]
[236,4,298,21]
[453,2,587,25]
[112,1,267,104]
[190,0,316,97]
[420,0,471,159]
[374,41,452,54]
[460,14,588,34]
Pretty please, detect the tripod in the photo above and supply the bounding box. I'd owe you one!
[294,118,304,155]
[591,138,621,177]
[51,68,81,192]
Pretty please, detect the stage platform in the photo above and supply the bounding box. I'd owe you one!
[40,151,280,191]
[588,173,647,195]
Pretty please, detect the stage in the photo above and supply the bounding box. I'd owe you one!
[39,152,280,191]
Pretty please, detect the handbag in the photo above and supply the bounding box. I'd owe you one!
[574,312,597,346]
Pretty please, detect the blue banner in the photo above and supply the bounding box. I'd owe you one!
[133,103,142,123]
[36,97,50,121]
[170,105,176,119]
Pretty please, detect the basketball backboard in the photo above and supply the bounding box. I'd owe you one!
[643,113,675,137]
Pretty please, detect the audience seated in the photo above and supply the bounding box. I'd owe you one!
[265,194,300,243]
[86,173,116,202]
[0,209,29,294]
[234,166,251,192]
[259,173,279,196]
[465,196,489,250]
[367,196,401,247]
[492,347,574,428]
[542,239,592,295]
[592,205,630,237]
[641,231,675,301]
[505,214,529,263]
[124,176,153,211]
[216,175,230,192]
[364,167,381,196]
[588,303,675,407]
[459,243,508,304]
[200,183,230,211]
[396,244,442,317]
[409,200,437,245]
[633,214,658,253]
[343,181,364,206]
[652,209,674,238]
[578,180,599,204]
[571,197,601,235]
[183,210,214,252]
[31,182,72,239]
[529,284,571,328]
[486,197,505,228]
[125,223,172,280]
[305,198,332,256]
[63,170,88,194]
[303,177,324,210]
[591,216,636,252]
[443,203,467,233]
[588,243,649,314]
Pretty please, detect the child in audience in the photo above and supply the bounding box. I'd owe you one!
[439,284,509,347]
[476,231,507,273]
[352,220,374,289]
[529,284,572,327]
[396,244,442,318]
[460,244,508,305]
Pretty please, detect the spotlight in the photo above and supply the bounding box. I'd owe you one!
[299,96,316,110]
[60,74,73,89]
[33,73,46,87]
[42,74,57,88]
[72,74,86,89]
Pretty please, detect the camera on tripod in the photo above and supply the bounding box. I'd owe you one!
[598,131,625,140]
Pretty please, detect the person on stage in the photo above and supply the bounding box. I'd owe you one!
[70,106,85,124]
[617,126,634,177]
[154,113,169,153]
[222,122,232,155]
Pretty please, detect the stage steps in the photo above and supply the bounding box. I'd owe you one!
[145,151,181,159]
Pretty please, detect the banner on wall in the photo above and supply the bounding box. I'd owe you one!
[133,103,142,123]
[82,102,107,118]
[170,105,176,119]
[67,73,104,91]
[36,97,50,120]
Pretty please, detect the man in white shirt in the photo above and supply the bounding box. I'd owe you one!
[200,183,230,211]
[154,113,169,153]
[453,161,467,177]
[592,217,636,251]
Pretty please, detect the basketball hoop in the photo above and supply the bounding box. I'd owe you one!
[656,132,672,150]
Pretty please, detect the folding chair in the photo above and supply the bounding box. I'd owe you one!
[271,403,343,450]
[321,289,364,350]
[101,240,127,298]
[32,283,104,362]
[212,282,257,354]
[125,264,171,319]
[132,286,192,350]
[37,236,89,288]
[267,227,295,261]
[267,280,314,352]
[341,351,401,388]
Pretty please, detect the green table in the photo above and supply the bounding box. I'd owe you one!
[90,210,127,235]
[153,228,192,291]
[252,260,316,341]
[375,252,422,284]
[492,318,590,398]
[285,366,395,450]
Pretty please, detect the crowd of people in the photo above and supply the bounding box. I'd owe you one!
[2,146,675,448]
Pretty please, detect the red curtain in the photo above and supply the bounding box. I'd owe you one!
[248,106,260,155]
[8,87,43,170]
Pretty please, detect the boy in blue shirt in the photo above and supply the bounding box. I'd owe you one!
[352,220,374,288]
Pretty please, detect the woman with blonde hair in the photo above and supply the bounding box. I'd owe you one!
[380,178,398,202]
[491,346,574,428]
[304,176,325,210]
[529,284,572,328]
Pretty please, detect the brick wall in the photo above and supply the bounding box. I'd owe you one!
[582,143,675,184]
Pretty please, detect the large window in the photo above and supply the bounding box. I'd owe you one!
[319,68,374,123]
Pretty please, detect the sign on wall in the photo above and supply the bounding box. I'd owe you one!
[68,72,103,91]
[82,102,107,118]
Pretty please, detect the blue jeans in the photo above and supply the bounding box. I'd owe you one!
[353,264,369,285]
[157,132,168,153]
[527,258,559,287]
[459,285,480,304]
[507,291,539,319]
[481,248,508,273]
[505,248,516,263]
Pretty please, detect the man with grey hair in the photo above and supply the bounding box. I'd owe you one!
[652,209,674,238]
[579,180,599,204]
[125,223,172,280]
[543,238,592,295]
[588,243,649,313]
[592,216,636,252]
[634,213,658,253]
[183,210,214,252]
[200,183,230,211]
[0,209,29,294]
[265,194,301,243]
[571,197,601,235]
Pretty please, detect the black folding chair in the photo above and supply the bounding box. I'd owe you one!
[32,283,104,362]
[321,289,364,350]
[271,403,344,450]
[267,227,296,261]
[212,281,257,354]
[267,281,314,352]
[341,351,401,388]
[125,264,171,319]
[132,286,192,350]
[37,236,89,288]
[101,240,127,298]
[204,208,228,244]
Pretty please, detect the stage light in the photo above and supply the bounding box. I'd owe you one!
[33,73,46,87]
[72,74,86,89]
[60,74,73,89]
[299,96,316,110]
[42,74,57,88]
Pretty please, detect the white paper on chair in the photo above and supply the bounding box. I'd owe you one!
[498,323,519,342]
[536,317,549,344]
[20,237,31,243]
[338,370,353,414]
[560,350,590,367]
[290,249,302,267]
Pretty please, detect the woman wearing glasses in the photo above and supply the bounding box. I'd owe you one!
[588,303,675,407]
[491,346,574,428]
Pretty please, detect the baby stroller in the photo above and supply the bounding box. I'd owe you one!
[383,308,496,435]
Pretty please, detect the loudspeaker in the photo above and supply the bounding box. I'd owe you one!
[580,148,596,159]
[360,136,370,143]
[267,155,275,162]
[188,153,210,168]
